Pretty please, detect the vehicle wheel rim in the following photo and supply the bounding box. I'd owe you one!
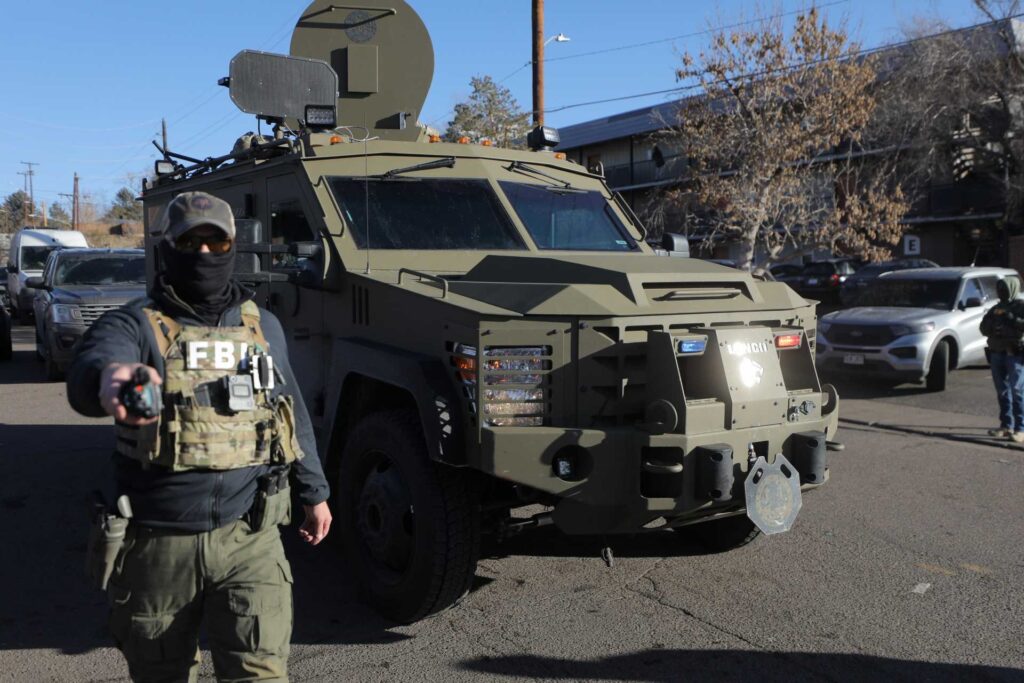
[354,450,414,582]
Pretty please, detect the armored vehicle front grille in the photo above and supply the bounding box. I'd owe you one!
[80,304,122,325]
[827,324,894,347]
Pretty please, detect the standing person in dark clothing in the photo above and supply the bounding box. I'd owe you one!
[67,191,332,682]
[980,276,1024,443]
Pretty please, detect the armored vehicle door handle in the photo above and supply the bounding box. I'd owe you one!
[642,459,683,474]
[654,288,741,301]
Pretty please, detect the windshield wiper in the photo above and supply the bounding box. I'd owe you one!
[508,161,585,193]
[368,156,456,180]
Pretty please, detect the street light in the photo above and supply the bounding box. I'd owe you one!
[543,33,571,47]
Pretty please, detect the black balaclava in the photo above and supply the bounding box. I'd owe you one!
[156,239,239,326]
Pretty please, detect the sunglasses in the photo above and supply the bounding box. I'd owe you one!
[174,234,234,254]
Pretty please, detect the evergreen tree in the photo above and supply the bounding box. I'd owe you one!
[105,187,143,222]
[445,76,529,148]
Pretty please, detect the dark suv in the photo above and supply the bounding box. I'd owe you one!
[27,248,146,380]
[795,259,859,303]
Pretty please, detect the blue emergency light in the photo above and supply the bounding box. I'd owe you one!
[678,338,707,354]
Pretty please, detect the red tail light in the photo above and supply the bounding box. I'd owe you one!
[775,333,802,349]
[829,274,840,286]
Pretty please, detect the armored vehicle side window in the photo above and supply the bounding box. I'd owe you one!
[499,182,637,251]
[329,178,524,250]
[270,197,317,269]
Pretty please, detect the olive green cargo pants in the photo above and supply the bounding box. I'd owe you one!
[108,519,293,683]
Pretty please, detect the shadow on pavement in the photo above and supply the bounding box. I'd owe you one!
[0,327,46,385]
[0,421,409,654]
[459,650,1023,682]
[485,523,709,561]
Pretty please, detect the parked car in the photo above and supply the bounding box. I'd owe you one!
[839,258,940,307]
[27,248,146,380]
[0,265,8,309]
[793,259,859,303]
[0,305,11,361]
[816,267,1019,391]
[6,228,89,322]
[770,263,804,286]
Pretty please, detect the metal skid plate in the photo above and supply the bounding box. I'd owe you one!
[744,454,802,535]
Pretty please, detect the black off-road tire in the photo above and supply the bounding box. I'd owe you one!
[44,350,63,381]
[336,409,480,623]
[926,340,949,392]
[676,515,762,553]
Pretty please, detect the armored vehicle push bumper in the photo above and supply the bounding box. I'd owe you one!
[455,320,838,536]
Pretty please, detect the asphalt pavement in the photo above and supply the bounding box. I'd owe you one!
[0,323,1022,682]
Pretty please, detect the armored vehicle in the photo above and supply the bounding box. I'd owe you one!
[141,0,841,623]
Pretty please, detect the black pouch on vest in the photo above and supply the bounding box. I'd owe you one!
[247,467,292,532]
[85,508,129,591]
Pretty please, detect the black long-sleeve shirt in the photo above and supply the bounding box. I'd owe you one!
[66,291,330,531]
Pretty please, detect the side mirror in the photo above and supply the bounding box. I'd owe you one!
[24,276,46,290]
[233,219,265,275]
[7,263,17,274]
[289,258,323,289]
[660,232,690,258]
[965,296,983,309]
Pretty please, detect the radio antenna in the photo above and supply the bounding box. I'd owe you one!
[363,114,371,274]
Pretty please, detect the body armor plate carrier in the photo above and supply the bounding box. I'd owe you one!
[115,301,302,471]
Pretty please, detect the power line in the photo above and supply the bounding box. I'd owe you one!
[545,0,850,65]
[539,12,1024,117]
[428,0,850,129]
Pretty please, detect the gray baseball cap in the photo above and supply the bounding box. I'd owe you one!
[162,192,236,242]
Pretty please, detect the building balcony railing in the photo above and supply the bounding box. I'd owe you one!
[907,178,1004,218]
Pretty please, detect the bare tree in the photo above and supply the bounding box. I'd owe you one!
[662,7,908,270]
[883,1,1024,235]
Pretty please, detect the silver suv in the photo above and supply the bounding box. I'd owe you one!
[816,267,1021,391]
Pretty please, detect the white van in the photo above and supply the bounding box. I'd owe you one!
[6,229,89,321]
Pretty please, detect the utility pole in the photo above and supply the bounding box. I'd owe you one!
[58,191,74,230]
[162,118,168,153]
[40,201,47,227]
[20,162,38,221]
[72,173,80,230]
[17,171,31,225]
[532,0,544,127]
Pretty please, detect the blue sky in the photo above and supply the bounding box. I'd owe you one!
[0,0,981,211]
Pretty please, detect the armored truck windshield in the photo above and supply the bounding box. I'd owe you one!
[500,181,638,251]
[329,177,524,250]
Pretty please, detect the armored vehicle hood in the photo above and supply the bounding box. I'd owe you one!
[425,254,800,317]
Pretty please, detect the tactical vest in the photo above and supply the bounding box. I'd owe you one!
[115,301,302,471]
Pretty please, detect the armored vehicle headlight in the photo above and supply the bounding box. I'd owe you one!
[890,322,935,337]
[51,304,82,324]
[480,346,551,427]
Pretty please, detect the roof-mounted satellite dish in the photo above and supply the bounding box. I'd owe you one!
[221,50,339,129]
[289,0,434,141]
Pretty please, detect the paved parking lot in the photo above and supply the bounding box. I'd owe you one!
[1,324,1022,682]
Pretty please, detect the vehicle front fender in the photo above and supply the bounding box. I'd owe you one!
[322,337,466,466]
